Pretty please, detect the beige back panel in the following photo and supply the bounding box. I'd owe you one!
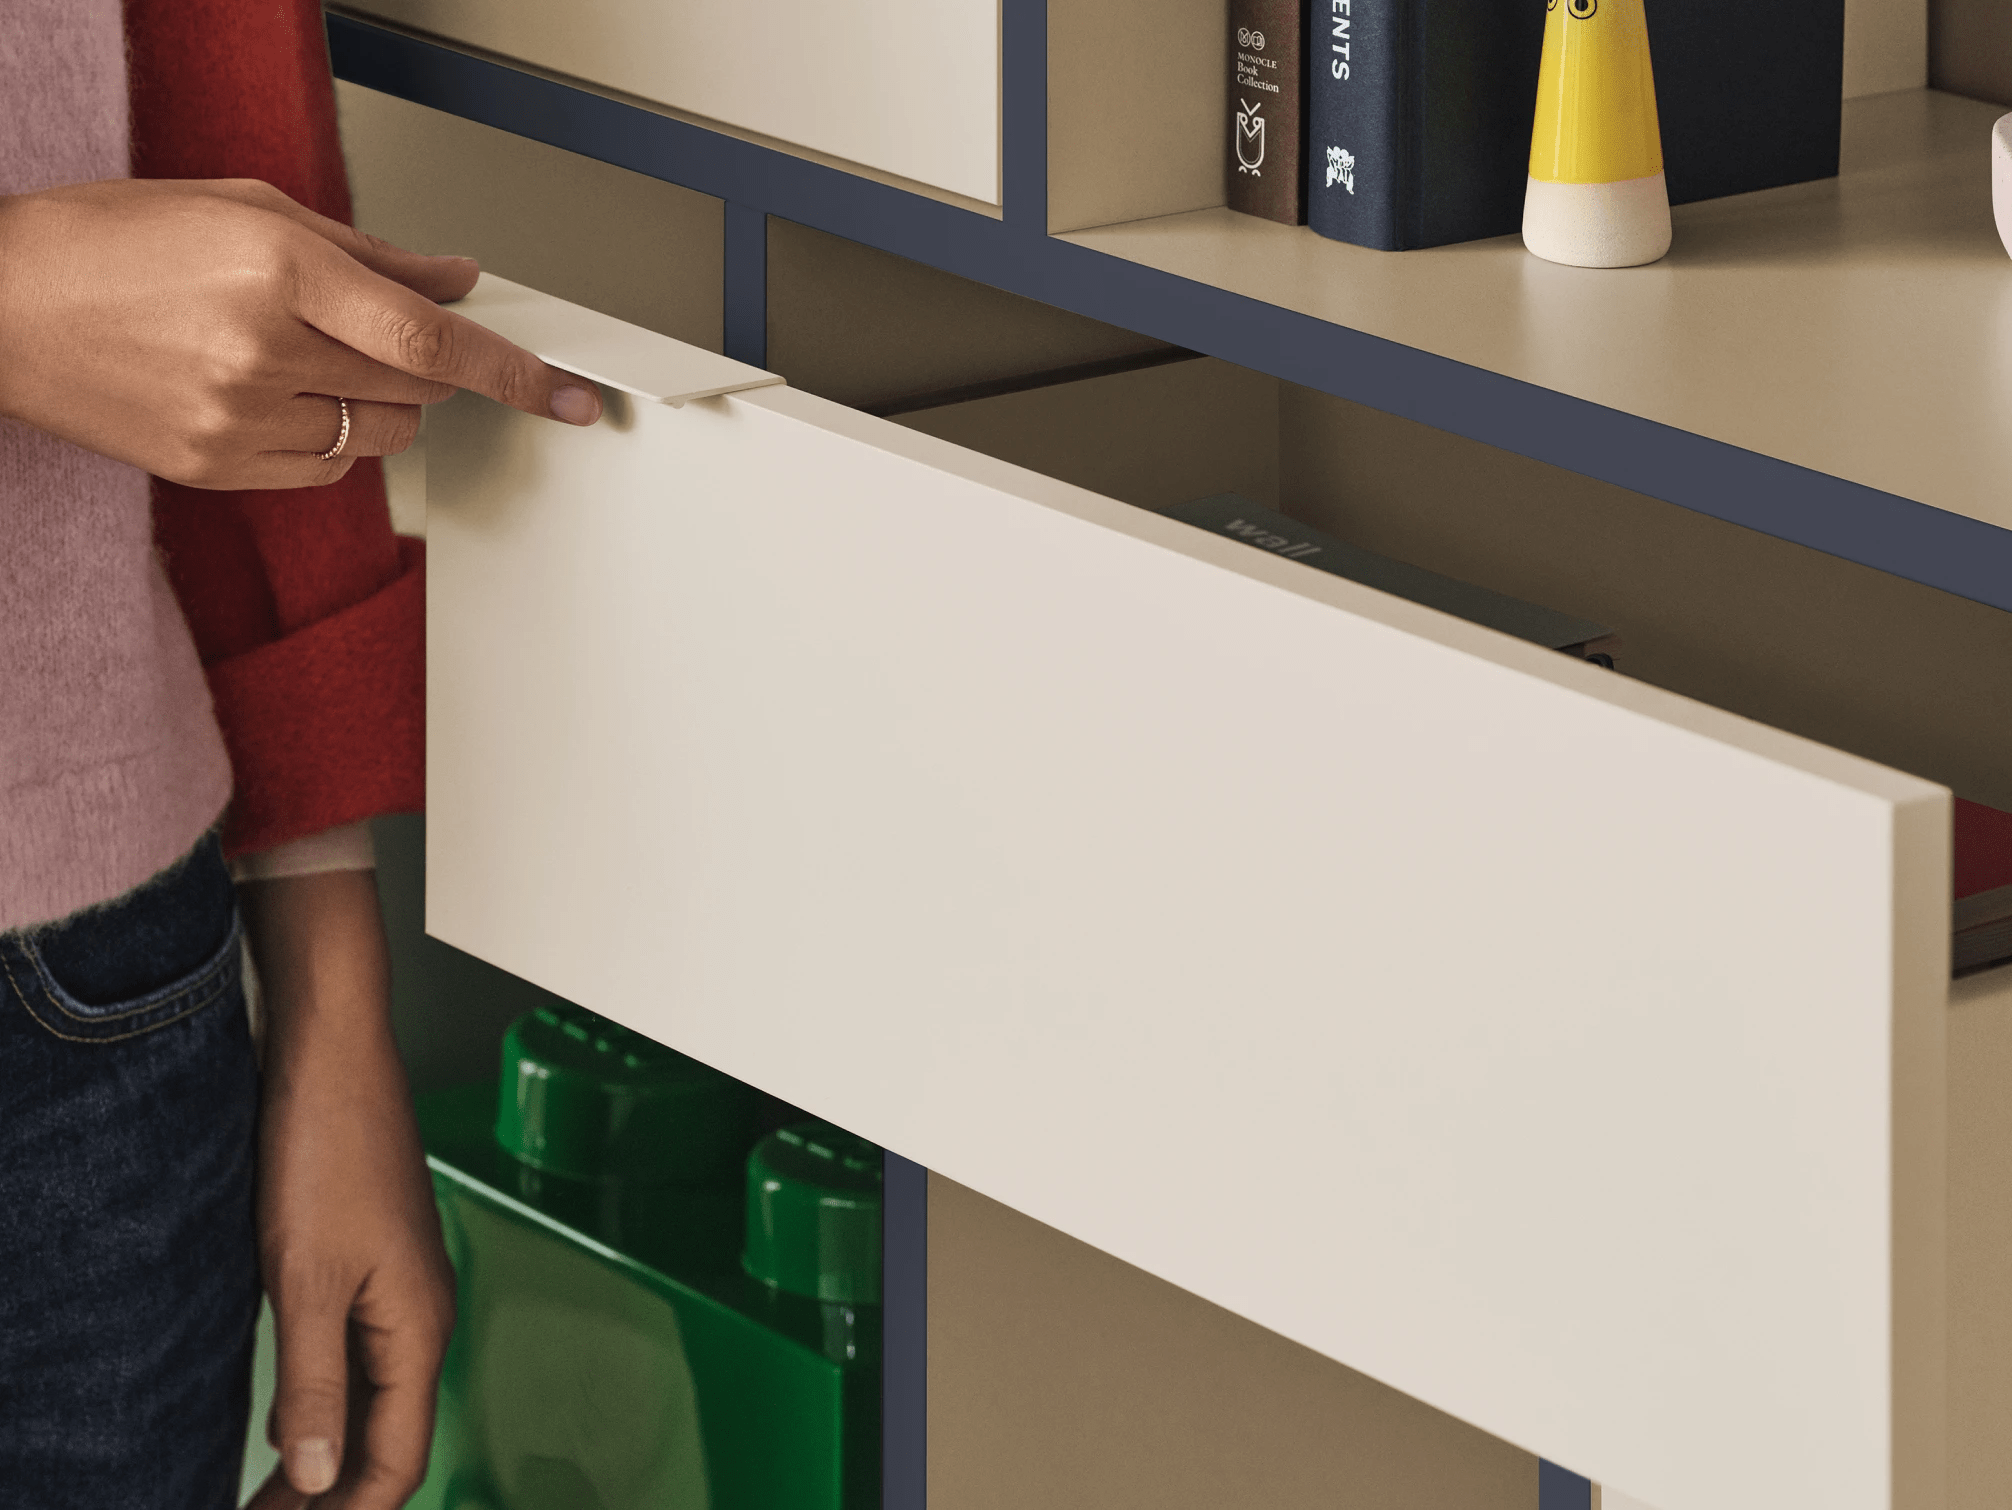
[891,356,1278,510]
[1849,0,1929,97]
[1948,963,2012,1510]
[1279,384,2012,814]
[927,1172,1537,1510]
[1928,0,2012,106]
[335,82,724,350]
[1048,0,1227,233]
[766,221,1172,410]
[341,0,1001,202]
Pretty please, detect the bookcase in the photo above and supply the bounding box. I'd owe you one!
[323,3,2012,1509]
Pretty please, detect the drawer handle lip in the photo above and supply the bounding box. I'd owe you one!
[450,273,787,408]
[544,362,784,409]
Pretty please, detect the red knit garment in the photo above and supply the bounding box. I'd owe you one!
[1957,798,2012,900]
[124,0,424,857]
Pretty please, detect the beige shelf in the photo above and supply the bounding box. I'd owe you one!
[1063,89,2012,533]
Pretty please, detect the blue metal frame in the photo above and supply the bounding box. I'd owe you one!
[326,10,2011,612]
[882,1154,928,1510]
[1539,1459,1595,1510]
[1000,0,1046,234]
[723,201,768,368]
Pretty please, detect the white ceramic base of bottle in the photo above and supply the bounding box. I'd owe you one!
[1522,172,1672,269]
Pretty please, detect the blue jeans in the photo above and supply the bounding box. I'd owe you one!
[0,834,260,1510]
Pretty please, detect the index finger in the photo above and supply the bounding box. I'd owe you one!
[293,244,601,427]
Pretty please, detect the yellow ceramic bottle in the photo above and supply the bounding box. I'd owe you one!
[1523,0,1672,268]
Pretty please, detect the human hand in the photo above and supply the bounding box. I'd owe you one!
[240,869,456,1509]
[0,177,599,491]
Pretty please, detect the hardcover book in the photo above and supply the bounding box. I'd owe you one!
[1305,0,1845,251]
[1228,0,1308,224]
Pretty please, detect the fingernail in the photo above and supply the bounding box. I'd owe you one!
[550,384,600,425]
[289,1437,339,1495]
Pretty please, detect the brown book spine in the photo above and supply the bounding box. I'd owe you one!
[1227,0,1306,224]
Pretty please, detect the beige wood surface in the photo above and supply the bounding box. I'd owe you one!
[429,281,1952,1510]
[934,951,2009,1510]
[1048,0,1226,234]
[1849,0,1929,98]
[340,0,1001,204]
[766,221,1172,410]
[891,355,1279,509]
[1930,0,2012,108]
[926,1172,1536,1510]
[1065,89,2012,528]
[1278,386,2012,815]
[336,82,725,350]
[1947,961,2012,1510]
[874,361,2012,813]
[434,276,776,405]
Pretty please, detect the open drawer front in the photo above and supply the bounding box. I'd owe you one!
[427,278,1952,1510]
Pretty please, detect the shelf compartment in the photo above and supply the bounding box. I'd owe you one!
[333,0,1002,205]
[1065,90,2010,541]
[327,14,2012,613]
[428,277,1949,1510]
[1047,0,1930,238]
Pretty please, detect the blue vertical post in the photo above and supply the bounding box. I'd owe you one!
[883,1152,928,1510]
[1001,0,1047,236]
[1538,1459,1594,1510]
[723,200,768,369]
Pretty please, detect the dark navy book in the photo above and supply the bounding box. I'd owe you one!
[1304,0,1409,250]
[1305,0,1844,252]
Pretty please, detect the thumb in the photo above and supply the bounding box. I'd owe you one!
[271,1284,352,1496]
[243,1463,314,1510]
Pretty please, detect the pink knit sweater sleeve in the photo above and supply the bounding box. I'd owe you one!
[0,0,234,930]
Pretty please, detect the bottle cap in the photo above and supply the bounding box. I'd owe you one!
[742,1122,884,1304]
[494,1004,752,1184]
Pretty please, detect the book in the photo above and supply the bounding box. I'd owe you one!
[1305,0,1844,252]
[1649,0,1843,209]
[1305,0,1545,251]
[1154,495,1614,657]
[1228,0,1308,224]
[1956,798,2012,977]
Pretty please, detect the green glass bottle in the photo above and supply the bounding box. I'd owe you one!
[410,1003,882,1510]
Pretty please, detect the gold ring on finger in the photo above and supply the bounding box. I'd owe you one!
[316,397,352,462]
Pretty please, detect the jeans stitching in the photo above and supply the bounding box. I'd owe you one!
[19,916,242,1025]
[1,930,241,1044]
[4,980,226,1044]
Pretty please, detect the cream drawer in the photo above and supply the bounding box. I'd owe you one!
[427,277,1951,1510]
[342,0,1001,204]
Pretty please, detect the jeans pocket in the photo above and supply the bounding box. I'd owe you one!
[3,836,246,1044]
[5,916,243,1044]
